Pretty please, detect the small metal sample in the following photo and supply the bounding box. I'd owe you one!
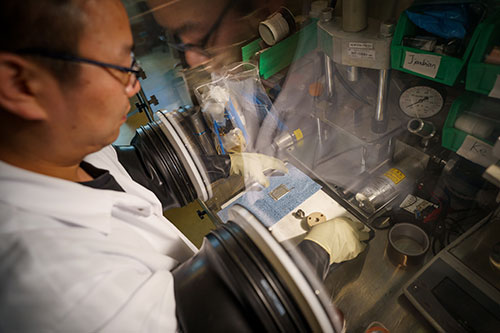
[269,184,291,201]
[292,209,305,219]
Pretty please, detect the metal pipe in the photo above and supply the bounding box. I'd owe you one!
[324,55,334,99]
[317,118,323,148]
[375,69,390,122]
[321,5,334,100]
[372,69,390,133]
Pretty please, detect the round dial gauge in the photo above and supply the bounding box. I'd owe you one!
[399,85,444,118]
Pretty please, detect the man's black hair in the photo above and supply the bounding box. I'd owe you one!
[0,0,87,81]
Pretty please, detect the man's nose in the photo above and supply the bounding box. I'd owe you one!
[126,79,141,97]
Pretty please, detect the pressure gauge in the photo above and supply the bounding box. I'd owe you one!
[399,85,445,118]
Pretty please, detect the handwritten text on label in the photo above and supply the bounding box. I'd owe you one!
[457,135,495,168]
[403,51,441,78]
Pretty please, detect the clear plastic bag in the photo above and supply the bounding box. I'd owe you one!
[195,62,285,153]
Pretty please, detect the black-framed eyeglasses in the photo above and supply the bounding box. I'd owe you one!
[168,0,234,58]
[16,48,142,89]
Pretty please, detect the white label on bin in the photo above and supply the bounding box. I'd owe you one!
[348,42,373,49]
[403,51,441,78]
[457,135,496,167]
[488,74,500,99]
[348,48,376,59]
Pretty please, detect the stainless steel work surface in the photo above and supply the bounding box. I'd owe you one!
[323,227,435,332]
[450,218,500,292]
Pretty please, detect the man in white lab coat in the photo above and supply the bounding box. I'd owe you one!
[0,0,290,330]
[0,0,369,331]
[0,0,199,331]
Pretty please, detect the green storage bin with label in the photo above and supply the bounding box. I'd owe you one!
[442,93,499,152]
[391,11,483,86]
[466,11,500,97]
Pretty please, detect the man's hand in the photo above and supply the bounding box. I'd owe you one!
[304,216,369,264]
[229,152,288,187]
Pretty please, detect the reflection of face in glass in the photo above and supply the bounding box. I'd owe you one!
[167,1,234,65]
[147,0,283,68]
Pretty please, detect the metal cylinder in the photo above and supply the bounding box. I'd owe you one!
[324,55,334,99]
[346,66,359,82]
[273,132,294,150]
[355,175,397,213]
[379,21,395,37]
[372,69,390,133]
[407,118,435,139]
[387,223,429,267]
[375,69,390,122]
[356,154,426,213]
[342,0,367,32]
[317,118,323,147]
[407,118,436,148]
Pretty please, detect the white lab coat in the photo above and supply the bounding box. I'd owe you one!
[0,145,197,332]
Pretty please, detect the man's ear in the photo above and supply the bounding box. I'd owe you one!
[0,53,49,120]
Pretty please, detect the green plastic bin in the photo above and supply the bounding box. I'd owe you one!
[241,20,317,79]
[442,93,497,151]
[391,11,483,86]
[466,11,500,96]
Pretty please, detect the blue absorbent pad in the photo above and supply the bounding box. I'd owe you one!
[217,164,321,227]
